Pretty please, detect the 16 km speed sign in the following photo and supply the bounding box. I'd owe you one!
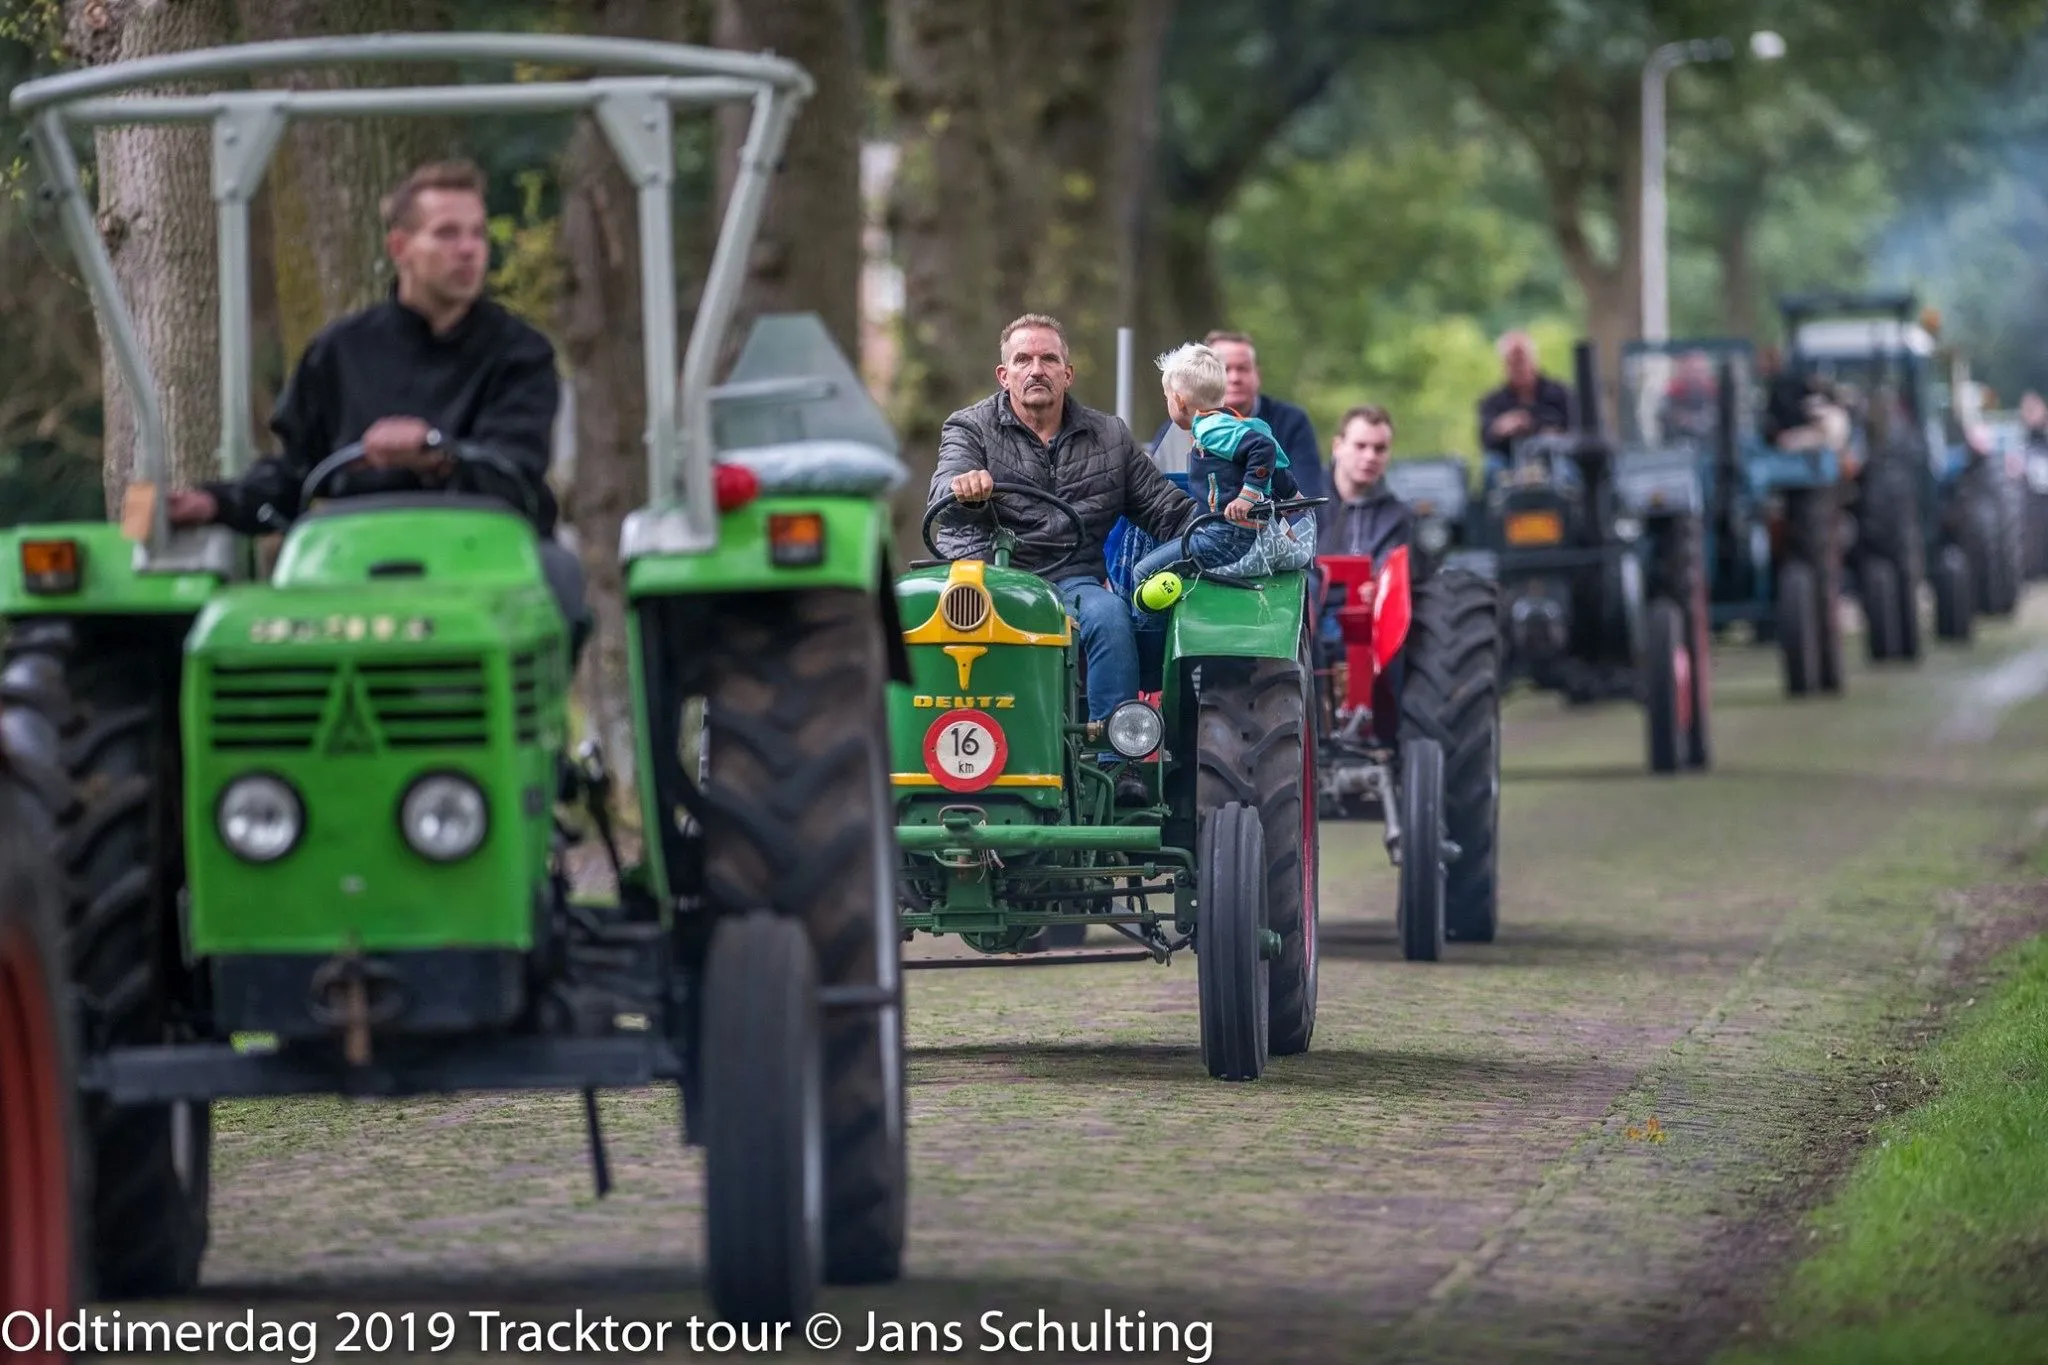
[923,708,1009,791]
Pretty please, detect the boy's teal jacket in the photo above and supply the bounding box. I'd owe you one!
[1189,409,1295,509]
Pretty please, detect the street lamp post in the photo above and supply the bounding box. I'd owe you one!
[1640,30,1785,343]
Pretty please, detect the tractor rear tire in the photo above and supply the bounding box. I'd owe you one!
[1397,739,1446,963]
[0,620,210,1300]
[0,739,83,1331]
[1398,569,1500,943]
[1934,545,1972,643]
[1196,802,1267,1081]
[1644,598,1689,774]
[1194,642,1317,1056]
[697,590,905,1288]
[1861,556,1904,660]
[700,909,824,1326]
[1778,561,1820,696]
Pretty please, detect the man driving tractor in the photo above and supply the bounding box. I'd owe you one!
[928,313,1198,803]
[1314,403,1414,707]
[166,158,593,658]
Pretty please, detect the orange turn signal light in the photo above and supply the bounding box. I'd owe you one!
[768,512,826,568]
[20,538,81,595]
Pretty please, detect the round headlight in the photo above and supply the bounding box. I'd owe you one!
[399,774,488,862]
[1613,515,1642,542]
[216,774,304,863]
[1104,699,1164,759]
[1419,520,1450,554]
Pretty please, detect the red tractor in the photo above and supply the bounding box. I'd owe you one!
[1312,548,1503,959]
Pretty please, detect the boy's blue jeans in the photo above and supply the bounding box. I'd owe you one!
[1129,520,1258,605]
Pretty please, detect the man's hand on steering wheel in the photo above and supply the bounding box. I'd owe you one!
[951,469,995,503]
[362,416,453,481]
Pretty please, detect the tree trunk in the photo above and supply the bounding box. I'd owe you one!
[556,0,706,793]
[66,0,236,511]
[1541,96,1642,437]
[711,0,863,365]
[232,0,460,367]
[1713,183,1767,342]
[885,0,1174,552]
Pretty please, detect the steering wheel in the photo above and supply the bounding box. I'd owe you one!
[1171,494,1329,590]
[921,482,1089,578]
[297,439,538,523]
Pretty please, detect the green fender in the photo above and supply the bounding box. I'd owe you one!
[1163,568,1309,668]
[0,522,227,618]
[624,495,893,599]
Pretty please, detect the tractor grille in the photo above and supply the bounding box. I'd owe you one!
[360,658,490,748]
[942,583,989,632]
[512,649,542,743]
[207,663,338,750]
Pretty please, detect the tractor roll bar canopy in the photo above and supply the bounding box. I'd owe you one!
[9,32,813,565]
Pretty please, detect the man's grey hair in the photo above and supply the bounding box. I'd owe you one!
[1157,342,1228,408]
[1496,329,1535,359]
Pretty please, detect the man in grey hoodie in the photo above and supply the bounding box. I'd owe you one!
[1313,405,1415,706]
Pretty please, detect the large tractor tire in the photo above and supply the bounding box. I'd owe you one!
[1194,632,1318,1057]
[1860,456,1925,662]
[0,726,83,1337]
[698,590,906,1287]
[0,619,210,1300]
[1398,569,1500,943]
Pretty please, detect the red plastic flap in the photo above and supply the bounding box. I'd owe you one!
[1372,545,1412,671]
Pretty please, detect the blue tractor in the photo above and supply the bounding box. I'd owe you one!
[1615,338,1848,697]
[1780,293,2017,651]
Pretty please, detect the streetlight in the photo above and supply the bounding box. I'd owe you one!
[1640,30,1785,343]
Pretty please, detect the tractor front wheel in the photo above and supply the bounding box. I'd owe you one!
[1195,645,1317,1056]
[697,589,905,1287]
[1196,802,1268,1081]
[0,620,210,1300]
[1644,598,1690,774]
[1397,739,1446,962]
[0,747,81,1343]
[700,909,824,1326]
[1861,556,1905,660]
[1934,545,1972,643]
[1778,560,1820,696]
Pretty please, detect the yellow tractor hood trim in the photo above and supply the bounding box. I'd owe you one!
[902,559,1072,647]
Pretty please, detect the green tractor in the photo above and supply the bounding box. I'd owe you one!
[890,488,1345,1081]
[0,33,908,1325]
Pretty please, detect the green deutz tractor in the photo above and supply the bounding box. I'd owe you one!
[890,488,1337,1082]
[0,34,909,1326]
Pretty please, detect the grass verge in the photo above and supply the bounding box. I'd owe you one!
[1714,932,2048,1365]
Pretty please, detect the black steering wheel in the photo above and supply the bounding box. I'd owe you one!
[921,482,1089,578]
[1169,494,1329,590]
[297,439,538,524]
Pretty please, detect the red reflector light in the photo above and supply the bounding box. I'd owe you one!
[768,512,826,567]
[713,462,759,512]
[20,538,81,595]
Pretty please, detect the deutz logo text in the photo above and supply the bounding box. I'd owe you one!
[913,695,1016,709]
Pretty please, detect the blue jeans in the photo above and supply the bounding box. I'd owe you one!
[1128,519,1258,604]
[1056,576,1141,723]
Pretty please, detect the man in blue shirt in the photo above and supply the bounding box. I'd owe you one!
[1147,329,1324,498]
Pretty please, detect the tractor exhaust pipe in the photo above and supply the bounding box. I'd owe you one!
[1573,338,1602,439]
[1116,325,1134,431]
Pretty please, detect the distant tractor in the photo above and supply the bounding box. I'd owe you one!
[1386,343,1713,774]
[1615,338,1847,697]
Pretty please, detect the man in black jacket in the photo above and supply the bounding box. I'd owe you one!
[168,159,590,656]
[930,313,1196,744]
[1476,330,1574,479]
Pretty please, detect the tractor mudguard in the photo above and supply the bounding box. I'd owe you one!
[1164,568,1308,666]
[1372,546,1413,672]
[0,522,226,617]
[625,495,894,599]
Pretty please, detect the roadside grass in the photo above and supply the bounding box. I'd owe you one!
[1714,932,2048,1365]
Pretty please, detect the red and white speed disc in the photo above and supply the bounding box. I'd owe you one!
[923,709,1007,792]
